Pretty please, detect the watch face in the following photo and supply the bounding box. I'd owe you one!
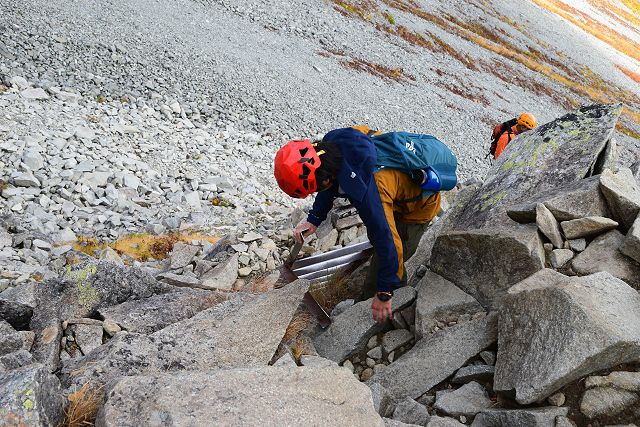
[377,293,392,302]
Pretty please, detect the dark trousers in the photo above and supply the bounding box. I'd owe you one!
[361,218,429,300]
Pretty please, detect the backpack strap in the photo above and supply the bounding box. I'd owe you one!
[367,129,377,136]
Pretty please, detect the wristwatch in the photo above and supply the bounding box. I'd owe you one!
[376,291,393,302]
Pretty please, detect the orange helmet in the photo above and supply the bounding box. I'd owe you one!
[517,113,537,129]
[274,139,321,199]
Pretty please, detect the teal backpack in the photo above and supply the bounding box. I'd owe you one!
[371,132,458,198]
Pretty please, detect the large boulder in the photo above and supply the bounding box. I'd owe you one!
[368,313,497,400]
[560,216,618,239]
[60,280,309,389]
[0,282,36,330]
[314,286,416,363]
[494,271,640,404]
[571,230,640,287]
[599,167,640,232]
[430,225,544,307]
[433,381,492,418]
[30,261,174,371]
[431,104,622,307]
[470,407,569,427]
[96,367,384,426]
[507,175,609,223]
[0,320,34,356]
[97,288,226,334]
[414,271,483,339]
[620,214,640,264]
[0,364,64,427]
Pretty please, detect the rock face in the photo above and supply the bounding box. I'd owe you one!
[599,167,640,231]
[96,367,384,427]
[431,225,544,307]
[620,214,640,264]
[414,271,483,339]
[0,364,64,427]
[368,313,497,400]
[494,271,640,404]
[314,286,417,363]
[60,280,309,389]
[536,203,564,248]
[580,371,640,419]
[470,407,569,427]
[0,282,36,330]
[560,216,618,239]
[98,288,226,334]
[431,104,622,307]
[433,381,492,417]
[571,230,640,287]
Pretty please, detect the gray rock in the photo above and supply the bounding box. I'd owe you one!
[239,231,262,242]
[0,320,34,356]
[568,238,587,252]
[600,167,640,231]
[0,364,64,426]
[415,271,483,338]
[169,242,200,269]
[299,355,338,368]
[102,319,121,336]
[554,416,576,427]
[98,246,124,265]
[150,280,309,372]
[199,253,238,290]
[427,416,466,427]
[22,149,44,171]
[621,214,640,264]
[550,249,574,268]
[369,382,394,417]
[480,351,496,366]
[331,299,355,317]
[431,224,544,308]
[536,203,564,248]
[96,367,384,426]
[0,350,34,373]
[314,286,417,363]
[13,172,40,187]
[494,272,640,404]
[159,272,201,287]
[393,397,430,426]
[98,289,225,334]
[580,387,639,418]
[547,392,566,406]
[368,314,497,399]
[560,216,618,239]
[434,381,492,417]
[382,329,413,354]
[451,364,495,384]
[384,419,422,427]
[470,407,569,427]
[405,218,446,281]
[0,282,36,330]
[585,371,640,391]
[572,230,640,287]
[74,322,104,355]
[432,105,621,307]
[0,227,11,249]
[273,353,296,367]
[368,346,383,360]
[21,87,49,100]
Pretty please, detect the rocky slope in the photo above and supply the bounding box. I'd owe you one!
[1,0,640,425]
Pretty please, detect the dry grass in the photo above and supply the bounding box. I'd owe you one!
[531,0,640,62]
[340,57,415,82]
[617,121,640,139]
[309,273,357,312]
[282,311,313,342]
[72,232,218,261]
[616,64,640,84]
[60,383,105,427]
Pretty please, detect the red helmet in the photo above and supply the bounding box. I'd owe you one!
[274,139,321,199]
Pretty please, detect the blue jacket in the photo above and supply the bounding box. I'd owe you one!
[306,128,400,292]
